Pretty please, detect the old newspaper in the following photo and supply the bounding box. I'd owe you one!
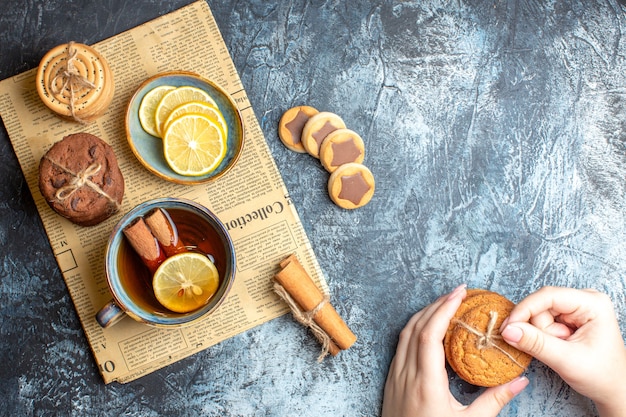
[0,0,327,383]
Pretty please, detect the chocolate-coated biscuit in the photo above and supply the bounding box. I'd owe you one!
[319,128,365,173]
[278,105,319,153]
[327,163,375,209]
[39,132,124,226]
[444,289,532,387]
[301,111,346,158]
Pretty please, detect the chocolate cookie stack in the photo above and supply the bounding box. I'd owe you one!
[39,132,125,226]
[36,41,114,124]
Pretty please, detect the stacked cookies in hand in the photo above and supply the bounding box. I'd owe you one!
[444,289,532,387]
[279,106,375,209]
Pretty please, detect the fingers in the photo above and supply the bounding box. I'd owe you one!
[391,285,466,376]
[541,321,575,339]
[393,307,429,365]
[502,286,615,343]
[393,296,446,368]
[383,285,469,417]
[501,321,571,370]
[466,377,529,417]
[505,286,601,326]
[416,285,466,381]
[515,310,574,339]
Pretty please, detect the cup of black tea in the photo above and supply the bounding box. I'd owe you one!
[96,197,236,328]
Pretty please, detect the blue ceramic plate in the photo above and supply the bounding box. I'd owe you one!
[125,71,244,184]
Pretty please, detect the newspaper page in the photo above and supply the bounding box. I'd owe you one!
[0,0,327,384]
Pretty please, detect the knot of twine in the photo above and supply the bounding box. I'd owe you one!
[55,162,103,200]
[453,311,524,369]
[50,41,96,124]
[273,282,332,362]
[44,155,120,208]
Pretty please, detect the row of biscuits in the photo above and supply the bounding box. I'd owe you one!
[279,106,375,209]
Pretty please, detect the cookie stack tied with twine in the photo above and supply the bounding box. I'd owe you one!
[36,41,114,124]
[444,289,532,387]
[38,132,125,226]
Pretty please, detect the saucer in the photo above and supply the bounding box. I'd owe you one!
[125,71,244,184]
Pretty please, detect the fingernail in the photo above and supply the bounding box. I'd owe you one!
[508,376,529,395]
[499,317,509,332]
[447,283,467,300]
[501,324,523,343]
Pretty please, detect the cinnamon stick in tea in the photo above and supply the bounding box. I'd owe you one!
[144,208,187,257]
[122,217,166,274]
[274,254,357,355]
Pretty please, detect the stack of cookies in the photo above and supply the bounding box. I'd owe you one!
[279,106,375,209]
[38,132,125,227]
[36,42,114,124]
[444,289,532,387]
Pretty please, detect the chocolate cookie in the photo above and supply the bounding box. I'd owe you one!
[278,105,319,153]
[319,128,365,173]
[301,112,346,158]
[327,163,375,209]
[39,132,124,226]
[444,289,532,387]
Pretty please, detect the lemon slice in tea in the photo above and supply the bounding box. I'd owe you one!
[152,252,219,313]
[163,100,228,139]
[155,86,217,136]
[163,113,226,176]
[138,85,176,137]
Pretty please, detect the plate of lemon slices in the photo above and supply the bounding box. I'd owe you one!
[125,71,245,184]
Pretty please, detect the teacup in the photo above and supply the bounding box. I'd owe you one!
[96,197,236,328]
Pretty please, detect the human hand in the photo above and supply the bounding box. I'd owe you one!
[381,284,529,417]
[500,286,626,417]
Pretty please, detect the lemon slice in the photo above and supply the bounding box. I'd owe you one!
[138,85,176,137]
[163,113,226,176]
[152,252,220,313]
[163,101,228,140]
[155,86,217,136]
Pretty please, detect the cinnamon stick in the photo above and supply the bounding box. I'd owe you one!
[144,208,187,257]
[122,217,166,274]
[274,254,357,355]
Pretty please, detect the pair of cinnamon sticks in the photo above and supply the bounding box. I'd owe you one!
[274,254,357,360]
[123,208,186,273]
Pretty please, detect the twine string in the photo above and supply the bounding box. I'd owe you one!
[43,156,120,209]
[273,282,332,362]
[50,41,96,124]
[453,311,525,369]
[55,162,103,200]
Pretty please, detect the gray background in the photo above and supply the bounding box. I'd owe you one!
[1,1,625,416]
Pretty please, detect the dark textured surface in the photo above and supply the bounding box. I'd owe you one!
[2,1,626,416]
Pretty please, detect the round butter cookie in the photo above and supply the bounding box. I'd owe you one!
[319,128,365,172]
[444,289,532,387]
[327,163,374,209]
[278,105,319,153]
[301,111,346,158]
[39,132,124,226]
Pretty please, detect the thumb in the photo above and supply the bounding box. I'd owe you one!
[466,376,529,416]
[501,322,570,368]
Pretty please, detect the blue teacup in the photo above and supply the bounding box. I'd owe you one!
[96,197,236,328]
